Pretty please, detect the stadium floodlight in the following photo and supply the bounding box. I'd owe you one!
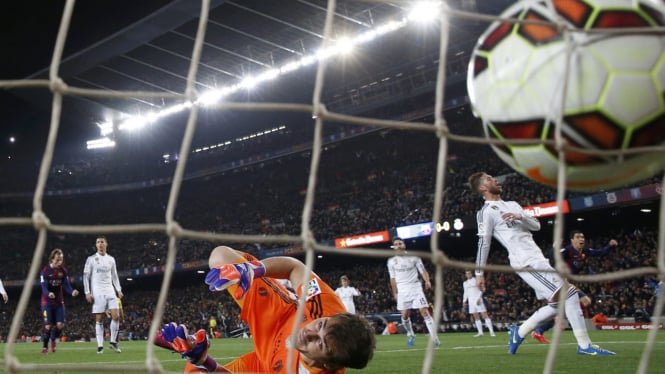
[239,68,281,90]
[118,114,151,131]
[86,137,116,150]
[280,60,303,74]
[298,55,318,68]
[193,126,285,155]
[354,29,378,44]
[239,76,260,90]
[316,38,356,61]
[407,1,442,23]
[199,89,226,106]
[373,19,408,35]
[255,68,281,82]
[162,101,193,116]
[97,122,114,136]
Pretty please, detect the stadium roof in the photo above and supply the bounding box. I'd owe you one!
[0,0,513,160]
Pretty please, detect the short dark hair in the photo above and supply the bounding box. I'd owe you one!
[392,237,403,243]
[324,313,376,369]
[467,171,486,193]
[569,229,584,239]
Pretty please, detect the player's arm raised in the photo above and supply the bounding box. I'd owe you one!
[206,246,310,298]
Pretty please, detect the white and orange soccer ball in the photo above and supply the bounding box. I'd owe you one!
[467,0,665,191]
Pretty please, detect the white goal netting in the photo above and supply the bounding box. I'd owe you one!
[1,0,664,373]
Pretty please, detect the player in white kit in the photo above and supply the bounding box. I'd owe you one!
[334,275,361,314]
[468,172,615,356]
[462,270,495,337]
[83,235,124,354]
[0,277,8,304]
[387,237,440,347]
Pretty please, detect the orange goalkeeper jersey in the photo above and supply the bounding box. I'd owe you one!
[223,273,347,374]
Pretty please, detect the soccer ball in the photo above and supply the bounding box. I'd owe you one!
[467,0,665,191]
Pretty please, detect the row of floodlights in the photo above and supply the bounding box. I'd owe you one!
[159,125,286,163]
[86,1,442,149]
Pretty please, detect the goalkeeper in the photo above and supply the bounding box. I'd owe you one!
[154,246,376,373]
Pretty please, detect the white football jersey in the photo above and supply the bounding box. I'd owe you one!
[387,254,426,289]
[335,286,361,313]
[463,277,482,305]
[475,199,546,274]
[83,252,122,296]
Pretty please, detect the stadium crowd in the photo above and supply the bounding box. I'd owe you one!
[0,112,593,280]
[0,223,660,343]
[0,104,662,343]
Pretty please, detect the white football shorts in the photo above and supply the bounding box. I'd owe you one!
[468,299,487,314]
[396,285,429,311]
[91,293,119,314]
[516,259,564,301]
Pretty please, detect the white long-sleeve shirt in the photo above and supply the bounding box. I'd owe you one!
[83,252,122,296]
[0,278,7,297]
[475,199,544,275]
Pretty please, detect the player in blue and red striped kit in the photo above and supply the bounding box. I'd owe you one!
[531,230,618,343]
[40,248,79,354]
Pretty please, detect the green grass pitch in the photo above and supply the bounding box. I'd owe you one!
[1,330,663,373]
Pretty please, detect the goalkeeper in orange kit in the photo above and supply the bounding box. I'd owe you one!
[154,246,376,373]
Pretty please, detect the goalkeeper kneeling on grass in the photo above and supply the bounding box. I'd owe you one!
[154,246,376,373]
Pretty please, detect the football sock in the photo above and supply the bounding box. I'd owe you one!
[535,319,555,334]
[52,327,62,340]
[402,318,415,336]
[96,322,104,348]
[485,318,495,335]
[110,319,119,343]
[42,327,51,348]
[519,304,557,338]
[565,290,591,348]
[423,315,437,340]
